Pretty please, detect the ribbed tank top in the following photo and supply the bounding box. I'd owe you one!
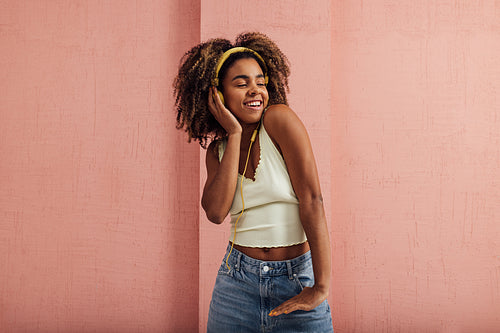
[218,122,307,247]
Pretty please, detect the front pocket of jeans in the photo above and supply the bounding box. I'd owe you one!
[217,261,234,276]
[293,271,314,291]
[293,274,305,291]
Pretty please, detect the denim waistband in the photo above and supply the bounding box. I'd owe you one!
[223,244,312,278]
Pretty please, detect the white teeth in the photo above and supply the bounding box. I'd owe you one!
[246,101,261,107]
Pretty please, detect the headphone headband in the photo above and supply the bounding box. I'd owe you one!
[212,47,269,87]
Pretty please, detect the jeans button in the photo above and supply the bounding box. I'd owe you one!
[263,265,270,272]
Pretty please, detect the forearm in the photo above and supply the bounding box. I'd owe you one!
[202,133,241,223]
[299,198,331,293]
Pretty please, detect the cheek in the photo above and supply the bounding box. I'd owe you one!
[225,91,240,105]
[221,89,236,104]
[223,92,242,111]
[264,90,270,103]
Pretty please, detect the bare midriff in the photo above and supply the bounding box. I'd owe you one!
[231,241,310,261]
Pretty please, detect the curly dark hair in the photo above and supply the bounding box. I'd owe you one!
[173,32,291,148]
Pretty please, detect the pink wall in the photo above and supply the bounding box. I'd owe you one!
[1,1,499,333]
[0,1,200,332]
[331,1,500,332]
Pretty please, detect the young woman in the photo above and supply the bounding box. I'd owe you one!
[174,32,333,332]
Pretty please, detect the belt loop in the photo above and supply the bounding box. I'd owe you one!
[235,252,242,271]
[286,260,293,280]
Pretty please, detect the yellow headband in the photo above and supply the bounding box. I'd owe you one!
[212,47,269,87]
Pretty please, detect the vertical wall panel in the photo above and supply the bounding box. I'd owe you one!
[0,1,200,332]
[331,1,500,331]
[199,1,332,331]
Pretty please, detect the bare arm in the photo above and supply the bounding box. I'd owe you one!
[202,134,241,223]
[265,104,331,316]
[201,87,242,224]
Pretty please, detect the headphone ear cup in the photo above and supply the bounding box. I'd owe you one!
[217,91,225,105]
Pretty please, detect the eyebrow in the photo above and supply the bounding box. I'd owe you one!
[231,73,265,82]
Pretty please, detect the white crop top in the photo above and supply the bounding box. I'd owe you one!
[218,122,307,247]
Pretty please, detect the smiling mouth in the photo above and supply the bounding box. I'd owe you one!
[244,101,262,107]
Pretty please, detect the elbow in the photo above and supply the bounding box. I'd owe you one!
[300,193,324,207]
[201,192,230,224]
[202,203,227,224]
[205,212,225,224]
[298,194,325,218]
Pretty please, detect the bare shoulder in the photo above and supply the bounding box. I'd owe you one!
[263,104,309,146]
[263,104,301,127]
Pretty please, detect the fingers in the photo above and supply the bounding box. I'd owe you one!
[207,87,218,114]
[269,299,303,317]
[268,287,325,317]
[209,87,223,109]
[269,293,310,317]
[208,87,227,119]
[207,87,242,135]
[208,87,226,120]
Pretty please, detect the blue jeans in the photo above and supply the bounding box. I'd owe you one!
[207,245,334,333]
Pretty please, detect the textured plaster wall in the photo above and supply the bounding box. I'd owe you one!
[1,1,500,333]
[331,1,500,332]
[0,1,200,332]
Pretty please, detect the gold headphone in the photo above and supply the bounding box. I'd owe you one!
[212,47,269,105]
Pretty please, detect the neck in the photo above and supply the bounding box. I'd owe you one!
[240,122,260,144]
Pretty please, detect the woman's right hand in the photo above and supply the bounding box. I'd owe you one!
[208,86,242,135]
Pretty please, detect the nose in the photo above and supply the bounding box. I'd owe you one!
[248,81,262,95]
